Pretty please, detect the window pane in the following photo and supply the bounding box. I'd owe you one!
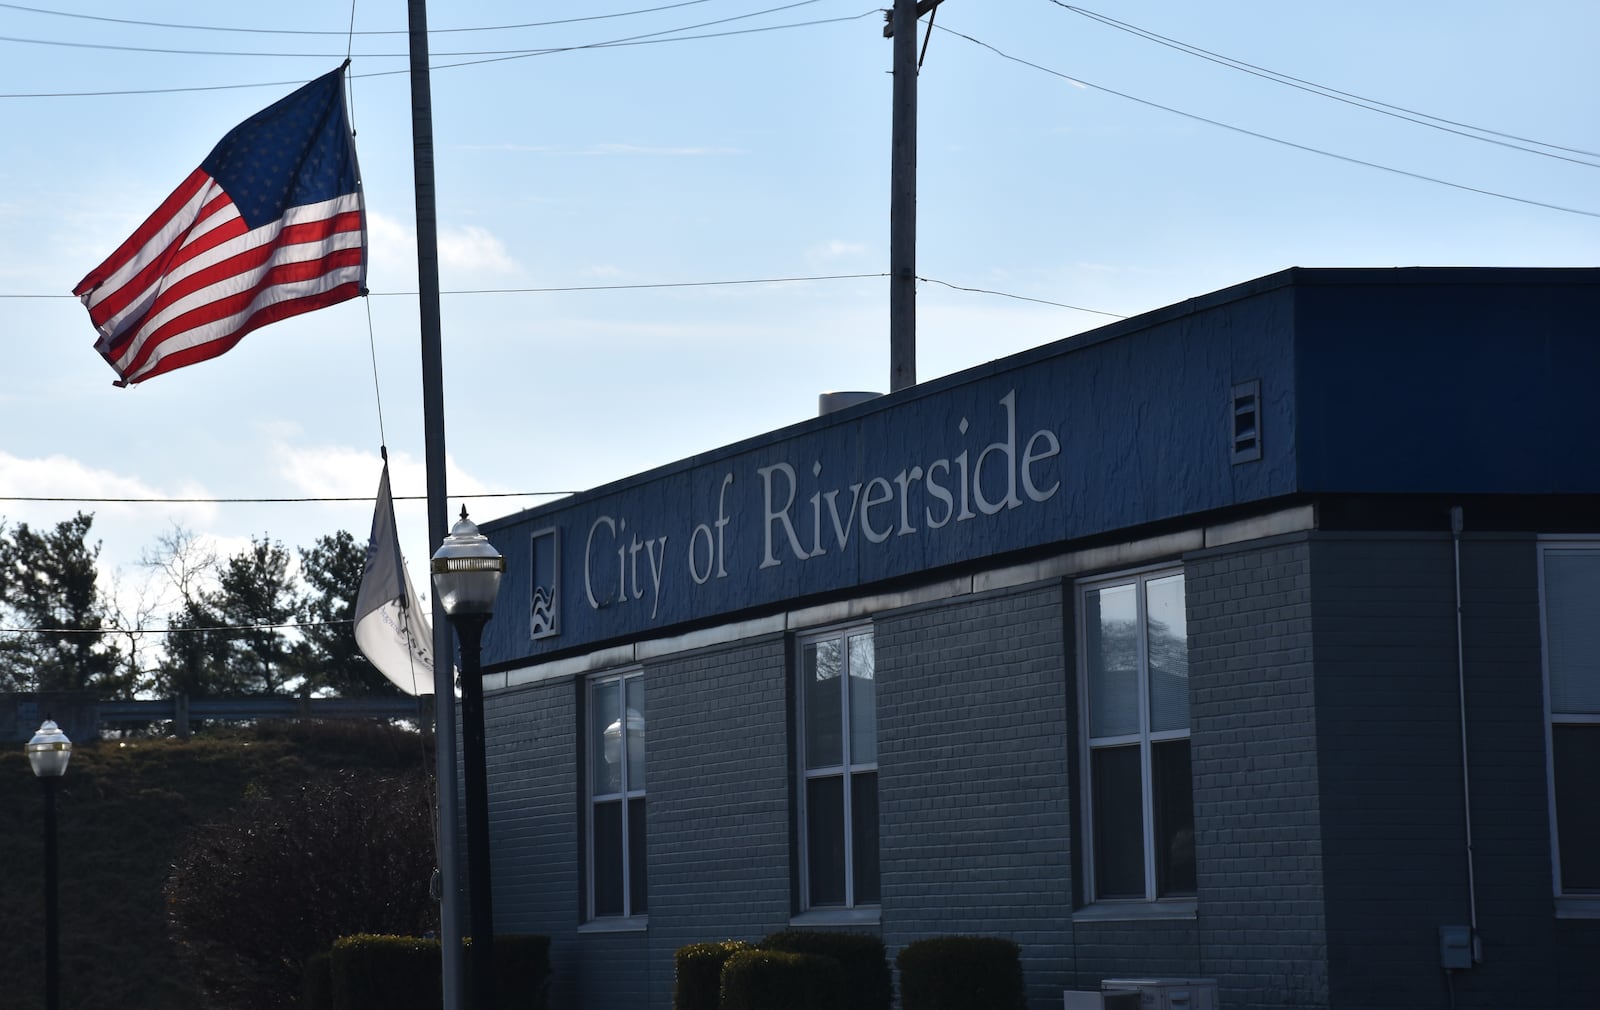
[592,680,623,796]
[1554,725,1600,892]
[625,676,646,790]
[806,775,846,906]
[1146,575,1190,733]
[628,795,649,913]
[1087,585,1140,738]
[851,771,880,904]
[805,639,843,769]
[849,633,877,765]
[1153,739,1196,897]
[592,799,623,916]
[1092,744,1145,898]
[1545,554,1600,714]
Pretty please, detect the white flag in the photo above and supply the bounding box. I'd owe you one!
[353,462,435,695]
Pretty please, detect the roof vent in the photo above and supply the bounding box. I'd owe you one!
[1231,380,1262,463]
[819,391,881,416]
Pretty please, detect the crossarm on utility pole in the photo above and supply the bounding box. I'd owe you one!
[882,0,944,37]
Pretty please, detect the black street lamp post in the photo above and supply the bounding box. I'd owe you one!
[27,718,72,1010]
[432,509,505,1010]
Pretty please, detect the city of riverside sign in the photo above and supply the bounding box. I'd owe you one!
[576,389,1062,627]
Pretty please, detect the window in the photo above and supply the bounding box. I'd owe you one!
[1079,568,1195,903]
[798,626,879,910]
[587,670,646,919]
[1540,542,1600,900]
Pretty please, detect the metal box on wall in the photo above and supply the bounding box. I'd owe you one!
[1102,978,1219,1010]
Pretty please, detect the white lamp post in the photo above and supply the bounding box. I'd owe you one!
[27,718,72,1010]
[431,509,504,1009]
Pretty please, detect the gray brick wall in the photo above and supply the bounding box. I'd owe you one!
[1312,533,1480,1010]
[486,678,582,1008]
[1187,534,1328,1010]
[644,634,796,1004]
[876,583,1076,1009]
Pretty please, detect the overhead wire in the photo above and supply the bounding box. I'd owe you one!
[1052,2,1600,167]
[0,0,723,36]
[0,0,830,63]
[938,24,1600,220]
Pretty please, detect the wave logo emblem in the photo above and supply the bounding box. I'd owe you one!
[530,526,561,640]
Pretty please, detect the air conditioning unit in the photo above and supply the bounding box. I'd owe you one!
[1063,991,1140,1010]
[1101,978,1219,1010]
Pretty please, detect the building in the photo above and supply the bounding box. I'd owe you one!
[474,266,1600,1009]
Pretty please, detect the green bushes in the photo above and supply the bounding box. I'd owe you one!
[896,935,1026,1010]
[759,930,892,1010]
[317,933,551,1010]
[330,935,441,1010]
[674,941,752,1010]
[720,949,845,1010]
[675,930,1022,1010]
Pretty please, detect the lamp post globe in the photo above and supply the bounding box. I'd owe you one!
[431,508,504,1009]
[431,507,505,617]
[27,719,72,779]
[27,719,71,1010]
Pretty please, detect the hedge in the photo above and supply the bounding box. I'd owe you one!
[721,949,845,1010]
[325,933,551,1010]
[759,930,892,1010]
[330,935,440,1010]
[896,935,1026,1010]
[673,940,752,1010]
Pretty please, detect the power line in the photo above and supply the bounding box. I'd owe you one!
[5,272,1130,317]
[0,0,721,36]
[1053,2,1600,167]
[0,0,831,66]
[941,25,1600,220]
[918,277,1126,318]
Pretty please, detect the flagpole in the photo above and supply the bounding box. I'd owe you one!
[405,3,466,1008]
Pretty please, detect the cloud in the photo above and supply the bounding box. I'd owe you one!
[437,225,518,275]
[811,239,870,260]
[0,452,217,527]
[363,212,519,283]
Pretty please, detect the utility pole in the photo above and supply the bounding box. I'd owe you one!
[887,0,918,392]
[887,0,942,393]
[405,2,466,1008]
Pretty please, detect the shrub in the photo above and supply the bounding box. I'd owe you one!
[165,769,437,1010]
[721,948,845,1010]
[896,935,1026,1010]
[470,933,553,1010]
[330,934,440,1010]
[301,951,333,1010]
[673,940,752,1010]
[760,930,892,1010]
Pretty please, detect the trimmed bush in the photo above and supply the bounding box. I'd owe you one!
[721,948,845,1010]
[760,930,892,1010]
[896,935,1026,1010]
[330,934,441,1010]
[470,933,553,1010]
[328,933,552,1010]
[673,940,752,1010]
[301,951,333,1010]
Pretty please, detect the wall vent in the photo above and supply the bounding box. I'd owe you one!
[1231,380,1262,464]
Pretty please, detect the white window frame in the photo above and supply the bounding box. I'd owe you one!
[796,623,879,914]
[1537,537,1600,917]
[585,667,646,924]
[1076,563,1194,908]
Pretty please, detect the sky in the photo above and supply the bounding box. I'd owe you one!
[0,0,1596,650]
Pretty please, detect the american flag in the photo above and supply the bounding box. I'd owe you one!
[74,66,366,387]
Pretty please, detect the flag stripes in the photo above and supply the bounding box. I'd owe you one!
[73,67,365,386]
